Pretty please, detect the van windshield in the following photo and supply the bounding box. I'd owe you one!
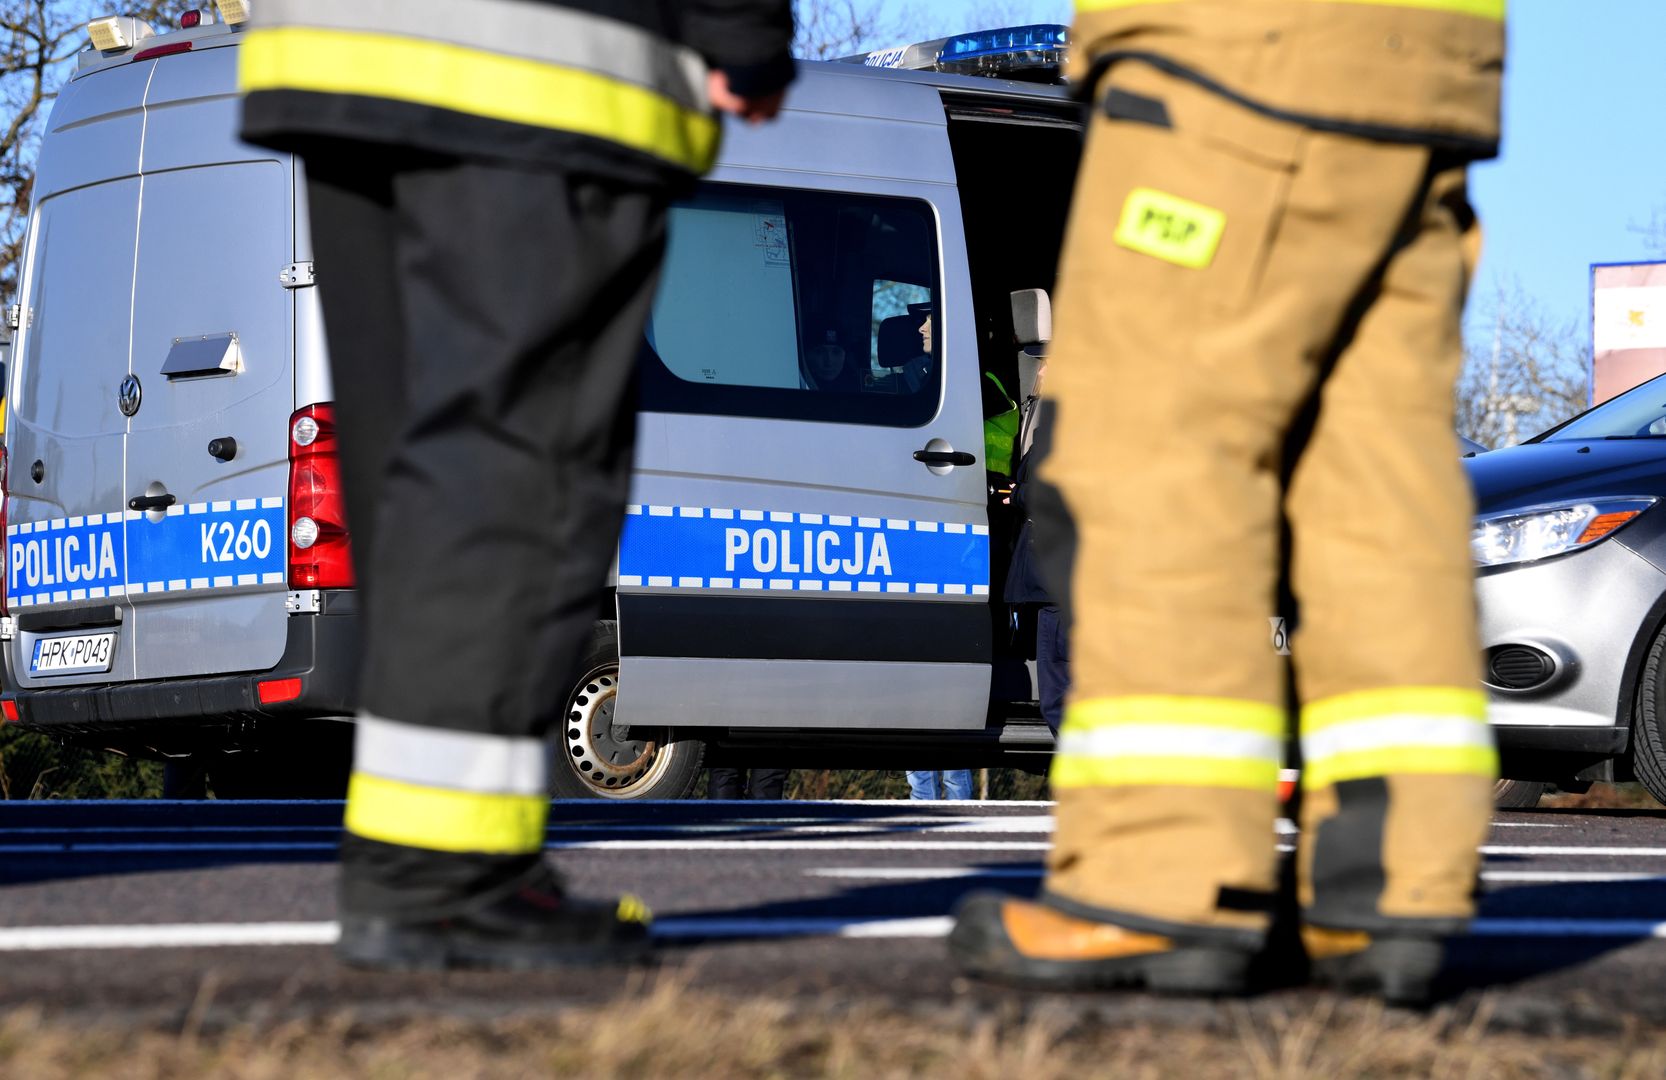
[1540,373,1666,441]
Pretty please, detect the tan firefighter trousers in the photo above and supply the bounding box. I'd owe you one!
[1036,63,1498,943]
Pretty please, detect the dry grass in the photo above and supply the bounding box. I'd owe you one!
[5,978,1666,1080]
[1540,783,1665,811]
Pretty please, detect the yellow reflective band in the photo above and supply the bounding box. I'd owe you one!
[616,894,653,926]
[1052,754,1281,791]
[1302,745,1499,789]
[1113,187,1226,270]
[239,26,722,173]
[1302,686,1487,734]
[345,773,548,855]
[1076,0,1504,20]
[1066,695,1285,735]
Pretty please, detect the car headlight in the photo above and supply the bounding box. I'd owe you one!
[1472,497,1657,568]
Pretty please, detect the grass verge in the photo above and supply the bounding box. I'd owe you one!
[4,979,1666,1080]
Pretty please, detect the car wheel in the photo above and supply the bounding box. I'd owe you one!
[1632,620,1666,806]
[1492,779,1545,809]
[549,621,704,800]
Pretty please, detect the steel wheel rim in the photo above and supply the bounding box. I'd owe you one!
[561,662,672,798]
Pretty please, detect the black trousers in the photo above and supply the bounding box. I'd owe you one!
[708,768,789,800]
[306,150,668,915]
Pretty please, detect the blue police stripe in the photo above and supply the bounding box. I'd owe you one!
[6,499,287,607]
[618,505,989,595]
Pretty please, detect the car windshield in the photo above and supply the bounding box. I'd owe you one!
[1540,373,1666,442]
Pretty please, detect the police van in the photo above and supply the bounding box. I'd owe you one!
[0,9,1084,797]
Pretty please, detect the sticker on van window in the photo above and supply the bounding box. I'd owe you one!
[6,499,286,607]
[619,506,989,595]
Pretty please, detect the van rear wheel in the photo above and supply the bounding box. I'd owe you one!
[549,621,703,800]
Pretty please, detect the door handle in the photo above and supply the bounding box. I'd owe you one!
[914,449,977,467]
[128,493,177,512]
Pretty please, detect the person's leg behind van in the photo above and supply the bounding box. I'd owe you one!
[941,770,974,800]
[907,771,940,800]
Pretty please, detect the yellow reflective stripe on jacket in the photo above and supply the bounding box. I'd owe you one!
[345,773,548,855]
[1053,695,1285,791]
[1075,0,1504,19]
[1300,686,1496,789]
[239,26,721,173]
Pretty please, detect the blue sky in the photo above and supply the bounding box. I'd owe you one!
[869,0,1666,338]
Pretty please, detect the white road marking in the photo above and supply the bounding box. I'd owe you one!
[1482,871,1666,884]
[805,867,1666,886]
[1480,845,1666,857]
[5,915,1666,952]
[0,923,340,951]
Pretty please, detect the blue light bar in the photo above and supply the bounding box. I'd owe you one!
[940,24,1070,62]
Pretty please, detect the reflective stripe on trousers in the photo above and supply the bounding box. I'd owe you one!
[240,5,720,172]
[1051,696,1284,791]
[345,714,549,855]
[1075,0,1505,19]
[1300,686,1497,790]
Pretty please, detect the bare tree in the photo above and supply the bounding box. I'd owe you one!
[792,0,910,60]
[1457,280,1590,448]
[0,1,192,297]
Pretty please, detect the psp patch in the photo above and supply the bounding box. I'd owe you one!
[1114,186,1226,269]
[6,498,287,608]
[619,506,989,595]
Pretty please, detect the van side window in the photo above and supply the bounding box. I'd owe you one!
[640,185,941,427]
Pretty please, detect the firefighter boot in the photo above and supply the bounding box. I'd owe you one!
[337,862,653,972]
[1302,927,1445,1007]
[948,892,1253,995]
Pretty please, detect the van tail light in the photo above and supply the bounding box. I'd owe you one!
[287,404,354,589]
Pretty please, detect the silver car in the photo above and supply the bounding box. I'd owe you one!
[1470,373,1666,806]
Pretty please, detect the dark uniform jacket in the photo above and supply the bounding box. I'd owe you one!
[240,0,796,185]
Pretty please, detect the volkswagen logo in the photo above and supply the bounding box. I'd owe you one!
[117,374,142,417]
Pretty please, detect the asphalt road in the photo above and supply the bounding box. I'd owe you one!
[3,799,1666,1033]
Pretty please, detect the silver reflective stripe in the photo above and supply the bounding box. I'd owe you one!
[354,713,546,796]
[257,0,710,111]
[1056,726,1283,763]
[1302,714,1494,763]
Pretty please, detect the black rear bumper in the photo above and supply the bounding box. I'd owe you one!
[3,604,359,737]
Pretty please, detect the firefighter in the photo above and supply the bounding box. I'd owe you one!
[238,0,794,970]
[950,0,1504,1003]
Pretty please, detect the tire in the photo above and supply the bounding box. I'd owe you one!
[549,621,704,800]
[1632,620,1666,806]
[1492,779,1545,809]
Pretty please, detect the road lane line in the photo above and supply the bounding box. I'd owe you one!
[0,923,339,951]
[5,916,1666,951]
[806,867,1666,885]
[1481,871,1666,883]
[1480,845,1666,857]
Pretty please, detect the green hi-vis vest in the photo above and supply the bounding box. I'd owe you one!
[984,373,1020,478]
[239,0,721,181]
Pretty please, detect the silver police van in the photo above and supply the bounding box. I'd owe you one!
[1,11,1083,797]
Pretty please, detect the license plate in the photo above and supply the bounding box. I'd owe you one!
[29,631,117,676]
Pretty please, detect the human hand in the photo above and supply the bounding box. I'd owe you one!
[708,70,786,123]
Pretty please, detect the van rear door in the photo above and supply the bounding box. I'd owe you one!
[120,46,293,681]
[4,64,153,689]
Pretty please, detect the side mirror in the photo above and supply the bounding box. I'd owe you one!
[1011,289,1052,351]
